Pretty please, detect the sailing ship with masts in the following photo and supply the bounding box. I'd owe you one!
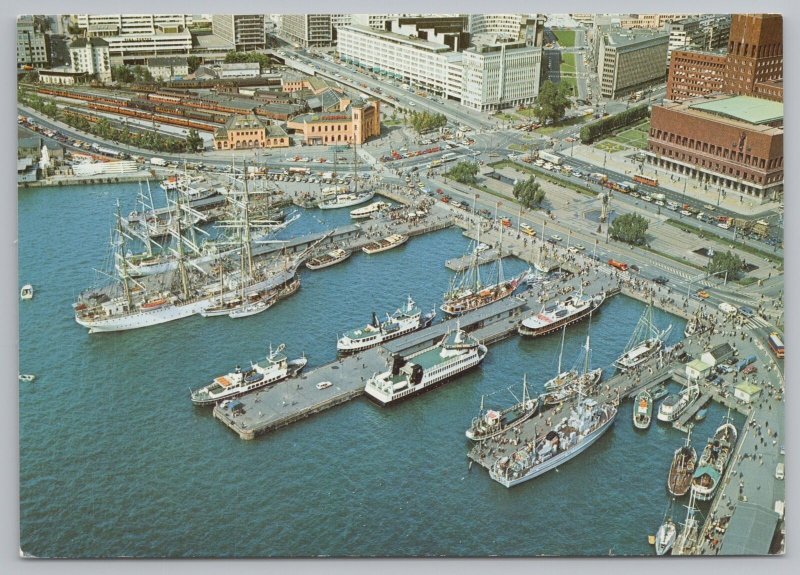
[654,500,677,556]
[541,329,602,406]
[613,300,672,371]
[74,173,314,333]
[441,227,524,316]
[465,376,538,441]
[318,144,374,209]
[672,490,702,556]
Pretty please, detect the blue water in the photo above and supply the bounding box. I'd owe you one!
[19,182,738,558]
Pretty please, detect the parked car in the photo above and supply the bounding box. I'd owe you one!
[696,290,710,299]
[653,276,669,285]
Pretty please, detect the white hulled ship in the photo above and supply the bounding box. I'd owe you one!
[319,190,375,210]
[350,201,389,219]
[657,382,699,423]
[614,301,672,371]
[364,324,488,406]
[337,296,435,354]
[489,397,618,488]
[541,332,602,406]
[190,344,307,406]
[518,292,605,337]
[305,248,351,270]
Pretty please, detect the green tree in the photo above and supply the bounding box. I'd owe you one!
[187,56,202,74]
[609,213,649,246]
[185,128,204,152]
[707,250,745,280]
[533,81,573,125]
[132,66,154,83]
[512,176,546,209]
[112,66,134,83]
[224,50,270,70]
[447,161,479,185]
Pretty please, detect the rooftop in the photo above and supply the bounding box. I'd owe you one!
[720,502,779,555]
[606,27,669,48]
[689,95,784,125]
[70,37,109,49]
[221,62,261,70]
[341,24,454,53]
[147,56,189,67]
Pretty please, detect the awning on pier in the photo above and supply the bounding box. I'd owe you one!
[720,502,779,555]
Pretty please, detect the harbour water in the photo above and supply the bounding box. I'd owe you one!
[20,182,738,557]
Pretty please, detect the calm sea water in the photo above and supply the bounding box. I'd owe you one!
[20,183,737,558]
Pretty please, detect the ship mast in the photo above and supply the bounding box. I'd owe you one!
[115,200,132,310]
[173,192,190,299]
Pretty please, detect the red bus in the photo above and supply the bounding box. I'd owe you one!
[633,175,659,187]
[768,332,784,358]
[608,259,628,271]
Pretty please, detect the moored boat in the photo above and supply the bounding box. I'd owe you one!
[614,301,672,372]
[690,419,737,501]
[350,201,389,219]
[657,382,699,423]
[228,296,275,319]
[465,376,538,441]
[651,384,669,401]
[361,234,408,255]
[305,248,351,270]
[518,292,605,337]
[190,344,306,406]
[319,190,375,210]
[667,428,697,497]
[337,295,435,354]
[655,518,677,556]
[633,389,653,429]
[364,324,488,406]
[18,374,36,382]
[20,284,33,300]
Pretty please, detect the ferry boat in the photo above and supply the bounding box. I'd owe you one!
[364,325,488,406]
[633,389,653,429]
[667,428,697,497]
[518,293,605,337]
[489,397,618,488]
[690,419,737,501]
[614,301,672,371]
[319,190,375,210]
[190,344,307,406]
[657,382,698,423]
[20,284,33,300]
[465,377,538,441]
[306,248,351,270]
[337,295,435,354]
[350,201,389,219]
[361,234,408,255]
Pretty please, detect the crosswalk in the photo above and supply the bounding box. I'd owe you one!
[746,316,772,329]
[645,259,694,280]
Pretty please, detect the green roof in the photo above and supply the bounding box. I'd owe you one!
[686,359,710,372]
[735,382,762,395]
[689,96,784,125]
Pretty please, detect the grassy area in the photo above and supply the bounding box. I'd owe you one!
[665,219,783,266]
[607,120,650,149]
[383,120,405,127]
[560,52,577,74]
[508,143,532,152]
[494,112,519,122]
[648,247,704,271]
[488,160,596,198]
[516,108,538,119]
[595,140,627,153]
[553,30,576,47]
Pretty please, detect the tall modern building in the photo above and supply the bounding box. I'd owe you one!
[69,37,111,83]
[598,28,669,98]
[17,15,51,68]
[667,16,730,64]
[212,15,266,51]
[619,14,699,29]
[280,14,334,47]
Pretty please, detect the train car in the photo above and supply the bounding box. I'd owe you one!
[633,174,659,187]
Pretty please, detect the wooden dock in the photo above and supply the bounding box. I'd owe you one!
[673,392,713,432]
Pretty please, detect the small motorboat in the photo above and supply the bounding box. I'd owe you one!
[20,285,33,300]
[694,407,708,422]
[18,374,36,382]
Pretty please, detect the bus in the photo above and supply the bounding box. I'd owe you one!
[288,167,311,175]
[633,175,659,187]
[520,223,536,237]
[441,152,458,162]
[768,332,784,358]
[608,259,629,271]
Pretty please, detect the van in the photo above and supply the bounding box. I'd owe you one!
[775,462,784,480]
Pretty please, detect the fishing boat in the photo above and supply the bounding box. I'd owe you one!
[337,295,435,354]
[361,234,408,255]
[694,407,708,422]
[657,382,699,423]
[305,248,351,270]
[20,284,33,300]
[518,292,605,337]
[18,374,36,383]
[633,389,653,430]
[690,418,737,501]
[364,324,488,406]
[350,201,389,219]
[667,427,697,497]
[441,230,524,316]
[465,376,538,441]
[614,301,672,371]
[319,190,375,210]
[489,396,618,488]
[190,344,307,406]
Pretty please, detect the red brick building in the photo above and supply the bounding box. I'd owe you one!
[648,95,783,202]
[666,50,726,101]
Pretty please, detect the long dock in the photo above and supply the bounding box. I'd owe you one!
[673,392,713,432]
[445,250,504,271]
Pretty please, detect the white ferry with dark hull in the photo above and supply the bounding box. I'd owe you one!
[489,397,618,487]
[690,421,737,501]
[350,201,389,219]
[657,383,698,423]
[364,326,487,406]
[518,293,605,337]
[337,296,435,354]
[190,344,307,406]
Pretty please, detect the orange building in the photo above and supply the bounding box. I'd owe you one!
[213,113,290,150]
[286,99,381,146]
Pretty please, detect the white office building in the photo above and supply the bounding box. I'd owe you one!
[69,37,112,83]
[75,14,193,63]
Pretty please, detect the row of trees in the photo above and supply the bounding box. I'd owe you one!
[512,176,546,209]
[224,50,270,69]
[111,65,154,84]
[407,110,447,134]
[579,104,649,144]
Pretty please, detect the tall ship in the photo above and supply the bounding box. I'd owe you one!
[190,344,307,406]
[672,491,702,556]
[74,178,317,333]
[633,389,653,429]
[613,301,672,371]
[465,376,538,441]
[364,324,488,406]
[518,292,605,337]
[657,382,699,423]
[305,248,351,270]
[690,418,737,501]
[337,295,435,354]
[541,331,602,406]
[667,427,697,497]
[489,396,618,488]
[441,230,524,316]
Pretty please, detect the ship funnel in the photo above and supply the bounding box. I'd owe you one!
[372,312,380,328]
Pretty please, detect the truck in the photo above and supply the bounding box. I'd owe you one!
[608,259,628,271]
[149,157,167,167]
[538,151,562,165]
[736,355,757,372]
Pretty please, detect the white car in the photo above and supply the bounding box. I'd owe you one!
[316,381,333,390]
[551,235,563,242]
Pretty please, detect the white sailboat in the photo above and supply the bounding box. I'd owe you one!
[614,301,672,371]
